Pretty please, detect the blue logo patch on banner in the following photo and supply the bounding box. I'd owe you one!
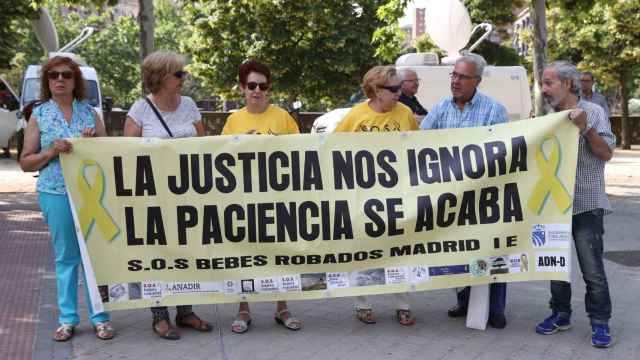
[429,265,469,276]
[532,224,546,247]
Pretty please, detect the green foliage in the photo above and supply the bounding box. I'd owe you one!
[545,0,640,96]
[0,1,40,70]
[3,0,195,107]
[464,0,524,28]
[372,0,410,62]
[182,0,389,107]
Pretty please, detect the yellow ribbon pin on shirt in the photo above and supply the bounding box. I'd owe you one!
[77,159,120,241]
[528,135,572,215]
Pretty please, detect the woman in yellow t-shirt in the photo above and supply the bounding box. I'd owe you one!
[222,60,301,334]
[335,65,418,326]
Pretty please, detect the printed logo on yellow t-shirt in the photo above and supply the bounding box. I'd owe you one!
[358,120,401,132]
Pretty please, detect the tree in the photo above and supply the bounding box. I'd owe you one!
[138,0,154,94]
[181,0,389,107]
[545,0,640,149]
[0,1,41,70]
[3,0,192,107]
[530,0,548,116]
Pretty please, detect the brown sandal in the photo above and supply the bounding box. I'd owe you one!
[153,318,180,340]
[53,324,74,342]
[94,321,115,340]
[396,309,416,326]
[356,308,377,324]
[176,312,213,332]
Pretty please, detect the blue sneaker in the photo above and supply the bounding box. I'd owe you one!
[535,312,571,335]
[591,324,612,348]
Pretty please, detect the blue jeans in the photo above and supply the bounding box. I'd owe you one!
[39,192,110,326]
[457,283,507,316]
[549,209,611,325]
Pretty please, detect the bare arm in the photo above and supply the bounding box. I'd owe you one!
[194,121,206,136]
[19,116,71,172]
[569,108,613,161]
[123,116,142,137]
[583,128,613,161]
[92,109,107,137]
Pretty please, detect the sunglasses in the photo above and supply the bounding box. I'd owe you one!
[378,84,401,93]
[246,82,269,91]
[173,70,188,79]
[47,70,74,80]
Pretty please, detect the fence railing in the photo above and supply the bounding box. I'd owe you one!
[105,110,639,144]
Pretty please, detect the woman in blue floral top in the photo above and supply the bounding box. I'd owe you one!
[20,56,114,342]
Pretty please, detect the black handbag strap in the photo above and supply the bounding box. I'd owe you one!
[144,97,173,138]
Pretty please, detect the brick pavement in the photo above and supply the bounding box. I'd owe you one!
[0,193,51,360]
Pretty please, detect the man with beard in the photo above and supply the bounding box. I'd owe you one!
[420,53,509,329]
[535,61,615,348]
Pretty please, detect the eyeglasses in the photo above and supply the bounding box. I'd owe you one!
[378,84,402,93]
[47,70,74,80]
[449,72,478,81]
[246,82,269,91]
[173,70,188,79]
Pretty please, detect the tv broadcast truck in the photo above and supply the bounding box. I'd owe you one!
[312,0,532,133]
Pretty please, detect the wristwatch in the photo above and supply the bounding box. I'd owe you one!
[580,122,593,137]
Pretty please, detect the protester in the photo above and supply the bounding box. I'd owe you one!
[19,56,114,341]
[398,68,428,121]
[420,53,509,329]
[221,59,302,333]
[580,71,610,118]
[536,61,615,348]
[334,65,418,325]
[123,51,211,340]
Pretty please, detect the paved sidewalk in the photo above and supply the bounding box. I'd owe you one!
[1,147,639,360]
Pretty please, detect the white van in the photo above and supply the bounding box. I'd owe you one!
[396,62,532,122]
[311,57,532,133]
[20,61,103,118]
[0,76,20,150]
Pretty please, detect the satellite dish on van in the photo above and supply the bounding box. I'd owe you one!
[424,0,493,64]
[32,8,59,54]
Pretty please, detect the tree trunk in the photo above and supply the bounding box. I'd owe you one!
[138,0,155,94]
[619,68,631,149]
[530,0,547,116]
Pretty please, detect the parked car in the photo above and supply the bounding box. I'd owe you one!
[0,76,20,156]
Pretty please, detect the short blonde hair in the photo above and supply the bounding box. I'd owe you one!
[362,66,397,99]
[142,51,185,94]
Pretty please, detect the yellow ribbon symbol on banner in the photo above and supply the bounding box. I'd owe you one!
[77,159,120,241]
[528,135,572,215]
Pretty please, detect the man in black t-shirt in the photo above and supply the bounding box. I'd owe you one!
[398,69,428,121]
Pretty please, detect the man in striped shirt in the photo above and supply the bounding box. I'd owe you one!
[420,53,509,329]
[535,61,615,348]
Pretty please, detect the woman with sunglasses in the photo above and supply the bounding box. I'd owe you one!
[123,51,210,340]
[334,65,418,326]
[20,56,114,341]
[221,59,302,333]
